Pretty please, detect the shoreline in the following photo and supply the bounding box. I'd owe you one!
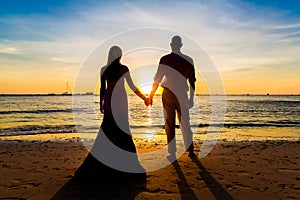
[0,134,299,199]
[1,126,299,143]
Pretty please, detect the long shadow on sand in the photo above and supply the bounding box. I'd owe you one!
[172,160,198,200]
[51,176,146,200]
[52,174,146,200]
[51,154,146,200]
[191,157,234,200]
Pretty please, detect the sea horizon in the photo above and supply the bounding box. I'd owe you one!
[1,95,299,142]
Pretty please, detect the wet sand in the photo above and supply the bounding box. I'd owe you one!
[0,134,299,199]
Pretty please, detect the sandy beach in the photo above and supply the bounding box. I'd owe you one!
[0,134,299,200]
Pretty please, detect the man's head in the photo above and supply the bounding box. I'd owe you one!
[170,35,183,52]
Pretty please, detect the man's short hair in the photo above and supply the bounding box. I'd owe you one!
[171,35,182,45]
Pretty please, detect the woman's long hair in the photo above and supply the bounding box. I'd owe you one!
[107,46,122,66]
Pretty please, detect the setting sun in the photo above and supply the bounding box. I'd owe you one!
[139,85,164,95]
[139,85,152,95]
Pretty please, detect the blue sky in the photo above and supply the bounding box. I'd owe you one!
[241,0,300,15]
[0,0,300,94]
[1,0,300,40]
[1,0,300,15]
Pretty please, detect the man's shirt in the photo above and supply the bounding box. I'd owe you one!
[154,52,196,92]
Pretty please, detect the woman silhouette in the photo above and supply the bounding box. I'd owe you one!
[99,46,148,154]
[75,46,148,179]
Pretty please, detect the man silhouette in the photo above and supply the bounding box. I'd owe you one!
[148,35,196,159]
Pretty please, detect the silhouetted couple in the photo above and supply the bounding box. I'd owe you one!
[75,36,196,180]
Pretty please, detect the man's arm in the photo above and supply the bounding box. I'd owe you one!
[188,58,196,109]
[189,81,195,109]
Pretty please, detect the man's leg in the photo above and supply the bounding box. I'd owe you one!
[162,90,176,154]
[176,93,194,155]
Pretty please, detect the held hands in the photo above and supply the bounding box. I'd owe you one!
[135,89,152,107]
[143,97,153,107]
[143,98,149,106]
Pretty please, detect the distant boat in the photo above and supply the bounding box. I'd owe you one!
[83,92,93,95]
[62,81,72,96]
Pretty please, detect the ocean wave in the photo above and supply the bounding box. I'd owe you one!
[131,121,300,129]
[228,100,300,104]
[198,121,300,128]
[0,124,77,136]
[0,109,73,115]
[1,121,299,137]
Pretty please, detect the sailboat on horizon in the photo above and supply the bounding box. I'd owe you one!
[62,81,72,96]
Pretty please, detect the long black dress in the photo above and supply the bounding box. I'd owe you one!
[74,61,145,180]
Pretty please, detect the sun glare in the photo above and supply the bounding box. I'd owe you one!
[139,85,164,95]
[140,85,152,95]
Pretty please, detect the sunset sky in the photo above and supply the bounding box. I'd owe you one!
[1,0,300,94]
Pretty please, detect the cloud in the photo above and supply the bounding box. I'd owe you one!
[49,56,79,64]
[267,23,300,30]
[0,47,21,54]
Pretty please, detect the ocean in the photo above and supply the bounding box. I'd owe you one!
[0,95,299,141]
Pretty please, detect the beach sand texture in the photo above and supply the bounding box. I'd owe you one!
[0,135,299,200]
